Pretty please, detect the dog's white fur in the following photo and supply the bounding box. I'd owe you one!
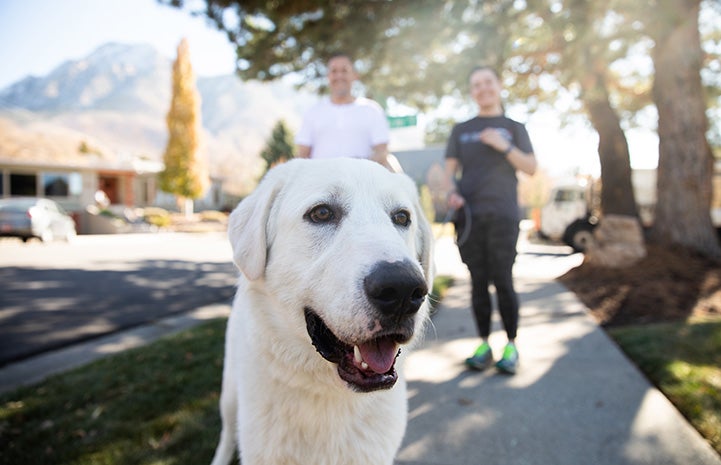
[210,158,434,465]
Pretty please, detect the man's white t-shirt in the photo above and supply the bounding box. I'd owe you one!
[295,97,390,159]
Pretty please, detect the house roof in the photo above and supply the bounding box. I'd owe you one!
[0,114,162,174]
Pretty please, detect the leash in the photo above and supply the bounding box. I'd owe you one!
[438,203,472,248]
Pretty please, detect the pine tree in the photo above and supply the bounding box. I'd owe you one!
[158,38,209,217]
[259,120,295,173]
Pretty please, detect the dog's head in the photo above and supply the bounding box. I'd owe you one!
[228,158,434,393]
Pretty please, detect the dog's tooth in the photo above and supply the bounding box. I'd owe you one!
[361,362,369,370]
[354,345,363,364]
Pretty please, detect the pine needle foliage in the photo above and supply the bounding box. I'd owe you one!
[259,120,295,173]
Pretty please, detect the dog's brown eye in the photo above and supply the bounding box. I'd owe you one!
[307,205,334,223]
[391,209,411,227]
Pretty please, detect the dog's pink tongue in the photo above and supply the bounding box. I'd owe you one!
[359,338,398,374]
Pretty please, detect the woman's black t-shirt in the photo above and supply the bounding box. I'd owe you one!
[445,115,534,222]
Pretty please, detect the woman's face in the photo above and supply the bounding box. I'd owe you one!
[469,68,502,110]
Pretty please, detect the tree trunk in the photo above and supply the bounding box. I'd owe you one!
[578,70,647,267]
[184,198,194,219]
[585,94,638,219]
[650,0,720,259]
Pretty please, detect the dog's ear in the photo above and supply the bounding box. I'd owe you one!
[413,195,435,287]
[409,184,435,289]
[228,164,288,280]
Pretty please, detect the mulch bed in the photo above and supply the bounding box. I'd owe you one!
[557,244,721,327]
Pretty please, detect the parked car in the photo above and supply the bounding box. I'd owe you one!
[0,197,77,242]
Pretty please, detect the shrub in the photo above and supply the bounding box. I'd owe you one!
[142,207,172,228]
[199,210,228,223]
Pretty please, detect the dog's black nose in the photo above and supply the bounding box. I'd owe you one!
[364,260,428,317]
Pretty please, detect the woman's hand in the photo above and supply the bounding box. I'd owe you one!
[479,128,511,153]
[447,191,465,210]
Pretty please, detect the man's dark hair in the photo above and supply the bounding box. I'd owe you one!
[327,51,354,66]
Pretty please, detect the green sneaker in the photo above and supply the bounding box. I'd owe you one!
[495,343,519,374]
[465,342,494,371]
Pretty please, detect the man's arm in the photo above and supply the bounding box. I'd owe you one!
[371,143,402,172]
[296,145,312,159]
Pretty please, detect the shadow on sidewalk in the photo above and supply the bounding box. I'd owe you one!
[396,278,720,465]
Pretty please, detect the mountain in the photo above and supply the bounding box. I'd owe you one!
[0,43,170,113]
[0,42,318,195]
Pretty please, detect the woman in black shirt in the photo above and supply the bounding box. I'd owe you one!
[445,65,538,374]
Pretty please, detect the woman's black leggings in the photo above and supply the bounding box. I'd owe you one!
[457,214,520,340]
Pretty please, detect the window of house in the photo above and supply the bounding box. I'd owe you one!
[142,178,156,205]
[10,173,37,196]
[42,172,82,198]
[43,173,69,196]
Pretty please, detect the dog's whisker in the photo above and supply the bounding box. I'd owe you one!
[425,318,440,342]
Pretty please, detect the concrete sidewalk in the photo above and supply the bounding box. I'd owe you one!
[396,237,721,465]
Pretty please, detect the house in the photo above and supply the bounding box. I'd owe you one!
[0,156,162,234]
[0,112,244,233]
[0,116,164,233]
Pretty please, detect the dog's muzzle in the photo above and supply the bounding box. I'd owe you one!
[305,259,428,393]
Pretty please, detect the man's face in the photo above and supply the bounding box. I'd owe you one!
[327,56,357,99]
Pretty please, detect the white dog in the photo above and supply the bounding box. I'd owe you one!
[210,158,434,465]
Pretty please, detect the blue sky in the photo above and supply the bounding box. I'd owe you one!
[0,0,236,89]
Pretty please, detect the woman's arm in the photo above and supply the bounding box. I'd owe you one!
[444,158,465,209]
[480,128,537,176]
[504,145,537,176]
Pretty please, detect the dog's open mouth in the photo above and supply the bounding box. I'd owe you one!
[304,308,411,392]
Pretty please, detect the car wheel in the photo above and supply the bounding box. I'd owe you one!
[562,219,596,253]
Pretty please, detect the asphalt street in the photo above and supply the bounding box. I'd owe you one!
[0,233,237,366]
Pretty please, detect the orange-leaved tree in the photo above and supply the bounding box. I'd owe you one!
[159,38,209,217]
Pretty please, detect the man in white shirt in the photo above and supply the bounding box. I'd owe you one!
[296,53,399,171]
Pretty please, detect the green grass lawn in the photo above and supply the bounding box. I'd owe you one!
[430,275,454,310]
[0,319,227,465]
[609,319,721,454]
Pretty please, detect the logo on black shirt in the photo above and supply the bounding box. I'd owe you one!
[459,128,513,144]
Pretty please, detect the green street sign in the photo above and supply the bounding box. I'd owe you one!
[387,115,417,128]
